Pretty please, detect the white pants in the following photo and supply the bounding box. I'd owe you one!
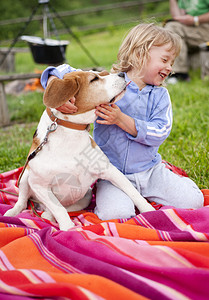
[94,162,204,220]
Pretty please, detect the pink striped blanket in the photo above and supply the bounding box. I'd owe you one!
[0,167,209,299]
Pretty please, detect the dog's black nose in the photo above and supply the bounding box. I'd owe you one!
[118,72,125,78]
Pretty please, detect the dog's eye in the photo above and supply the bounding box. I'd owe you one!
[90,76,99,83]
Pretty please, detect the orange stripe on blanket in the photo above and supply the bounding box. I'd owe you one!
[0,227,28,247]
[114,223,160,240]
[148,241,209,265]
[1,232,63,273]
[49,273,147,300]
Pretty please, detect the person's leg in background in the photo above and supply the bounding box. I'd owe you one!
[165,21,209,83]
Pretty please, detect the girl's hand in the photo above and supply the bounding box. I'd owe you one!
[95,104,122,125]
[56,97,78,114]
[96,104,137,136]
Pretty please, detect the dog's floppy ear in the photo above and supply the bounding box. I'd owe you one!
[43,74,80,108]
[98,70,109,76]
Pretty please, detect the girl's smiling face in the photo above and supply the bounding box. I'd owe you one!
[140,43,176,86]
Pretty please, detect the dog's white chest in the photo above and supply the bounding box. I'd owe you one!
[28,116,109,206]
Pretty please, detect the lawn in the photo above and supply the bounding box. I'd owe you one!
[0,25,208,189]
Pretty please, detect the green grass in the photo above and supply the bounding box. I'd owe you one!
[0,27,208,190]
[7,91,44,123]
[0,92,44,172]
[0,123,37,172]
[161,72,209,188]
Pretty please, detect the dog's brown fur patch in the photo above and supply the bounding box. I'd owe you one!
[28,136,40,157]
[43,71,110,114]
[43,75,80,108]
[90,136,97,148]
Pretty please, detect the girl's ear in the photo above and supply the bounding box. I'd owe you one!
[43,74,80,108]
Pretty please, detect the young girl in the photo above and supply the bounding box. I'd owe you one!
[41,23,204,220]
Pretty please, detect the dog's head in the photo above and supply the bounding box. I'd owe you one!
[43,70,126,114]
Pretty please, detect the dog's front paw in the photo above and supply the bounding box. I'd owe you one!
[59,221,75,231]
[140,203,156,213]
[41,211,55,222]
[4,208,17,217]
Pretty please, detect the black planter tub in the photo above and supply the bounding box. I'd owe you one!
[21,35,69,65]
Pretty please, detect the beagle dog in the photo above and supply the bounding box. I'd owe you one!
[4,70,155,230]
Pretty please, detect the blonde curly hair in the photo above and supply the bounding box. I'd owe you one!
[111,23,182,73]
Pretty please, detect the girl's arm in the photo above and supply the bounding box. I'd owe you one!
[40,64,78,89]
[133,91,173,147]
[96,89,173,148]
